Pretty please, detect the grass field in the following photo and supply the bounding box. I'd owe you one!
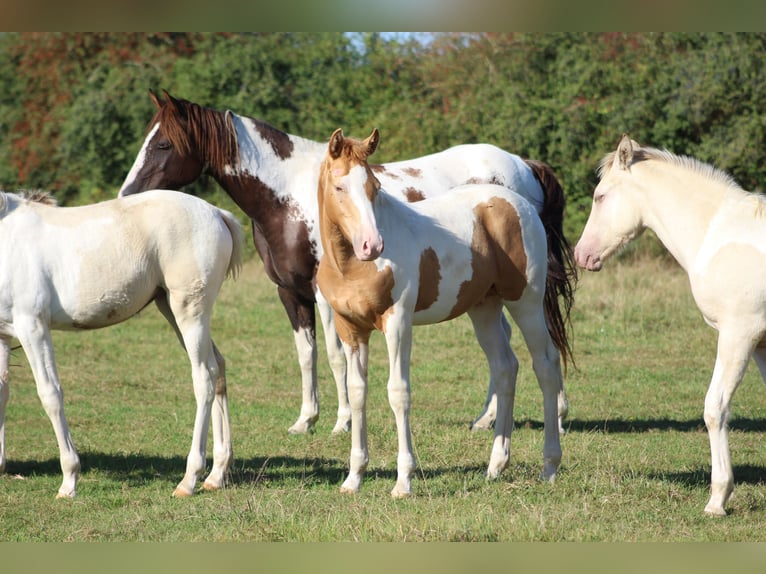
[1,252,765,541]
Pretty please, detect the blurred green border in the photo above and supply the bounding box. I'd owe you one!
[2,0,764,32]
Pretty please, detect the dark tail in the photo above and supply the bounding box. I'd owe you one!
[524,159,578,373]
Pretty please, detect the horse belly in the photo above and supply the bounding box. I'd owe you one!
[50,273,160,330]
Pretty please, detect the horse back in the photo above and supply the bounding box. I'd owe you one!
[387,184,545,325]
[0,190,238,332]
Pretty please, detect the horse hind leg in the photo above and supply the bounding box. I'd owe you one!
[467,302,518,480]
[202,341,232,491]
[469,313,508,432]
[157,290,230,497]
[15,318,80,498]
[470,314,568,435]
[505,300,563,482]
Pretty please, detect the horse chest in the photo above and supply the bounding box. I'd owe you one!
[318,259,395,332]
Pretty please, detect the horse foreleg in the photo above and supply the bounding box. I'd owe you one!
[278,288,320,435]
[316,290,350,434]
[0,338,10,475]
[202,341,233,491]
[384,317,416,498]
[703,329,753,516]
[16,319,80,498]
[339,337,370,494]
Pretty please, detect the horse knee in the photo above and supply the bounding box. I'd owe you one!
[387,379,410,412]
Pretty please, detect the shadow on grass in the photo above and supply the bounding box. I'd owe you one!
[4,451,495,493]
[5,452,349,488]
[647,464,766,488]
[514,416,766,434]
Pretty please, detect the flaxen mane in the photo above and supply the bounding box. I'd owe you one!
[599,145,741,190]
[154,98,240,175]
[21,189,58,205]
[0,189,57,214]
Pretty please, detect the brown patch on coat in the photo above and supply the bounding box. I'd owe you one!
[255,120,294,159]
[403,167,422,178]
[404,187,425,202]
[463,175,504,186]
[415,248,440,312]
[449,197,528,318]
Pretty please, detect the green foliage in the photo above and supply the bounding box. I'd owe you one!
[2,32,766,239]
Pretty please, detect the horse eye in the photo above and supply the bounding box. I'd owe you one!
[155,141,172,151]
[594,192,606,204]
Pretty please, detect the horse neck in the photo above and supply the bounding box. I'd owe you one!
[211,114,327,225]
[637,161,729,272]
[225,113,325,179]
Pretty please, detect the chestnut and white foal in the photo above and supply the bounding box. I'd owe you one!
[0,189,242,498]
[576,134,766,515]
[316,129,571,497]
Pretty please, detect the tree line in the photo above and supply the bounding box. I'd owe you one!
[1,32,765,239]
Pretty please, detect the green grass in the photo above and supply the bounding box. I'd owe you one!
[1,255,765,541]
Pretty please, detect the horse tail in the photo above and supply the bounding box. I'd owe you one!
[523,159,578,373]
[218,208,244,280]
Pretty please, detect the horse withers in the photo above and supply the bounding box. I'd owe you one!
[316,128,572,497]
[0,189,243,498]
[575,134,766,515]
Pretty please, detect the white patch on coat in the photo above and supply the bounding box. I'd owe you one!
[119,123,160,196]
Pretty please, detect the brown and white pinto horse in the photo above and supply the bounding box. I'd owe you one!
[316,129,572,497]
[119,91,576,436]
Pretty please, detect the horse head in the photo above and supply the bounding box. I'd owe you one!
[119,90,236,197]
[319,128,384,262]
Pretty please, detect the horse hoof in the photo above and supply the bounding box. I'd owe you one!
[704,504,727,517]
[288,419,317,435]
[55,491,75,500]
[469,418,495,432]
[202,481,221,492]
[331,420,351,435]
[391,489,412,499]
[172,486,194,498]
[339,486,358,495]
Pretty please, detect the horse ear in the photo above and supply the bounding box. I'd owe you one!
[365,128,380,157]
[329,128,344,159]
[149,89,162,109]
[162,90,179,112]
[616,133,634,170]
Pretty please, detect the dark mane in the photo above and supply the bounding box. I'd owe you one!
[152,98,240,175]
